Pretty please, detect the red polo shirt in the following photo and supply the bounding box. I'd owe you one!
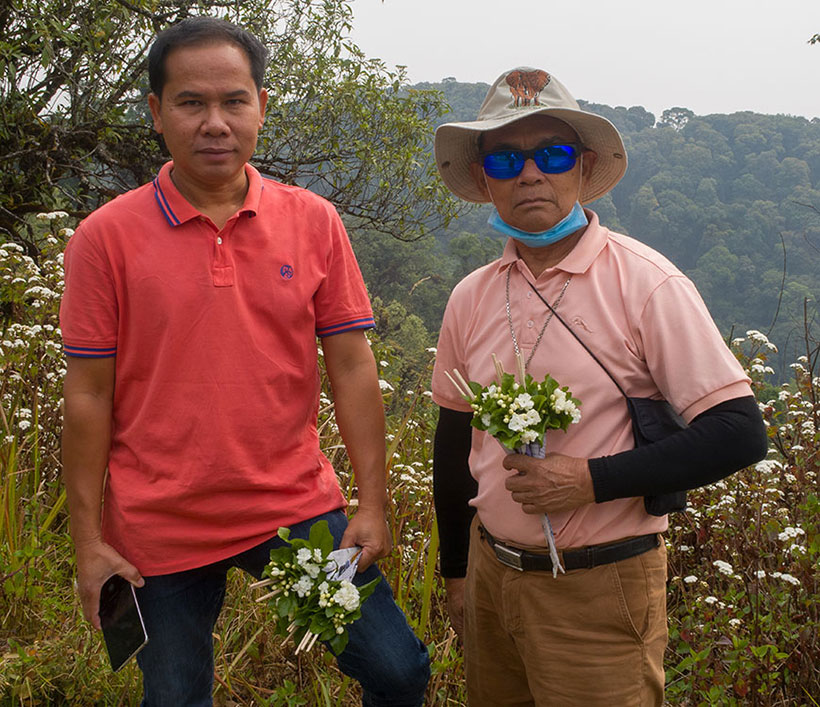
[60,162,375,575]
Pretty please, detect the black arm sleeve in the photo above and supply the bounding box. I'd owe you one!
[433,406,477,578]
[589,395,768,503]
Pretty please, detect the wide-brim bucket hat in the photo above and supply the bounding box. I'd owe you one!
[435,67,627,204]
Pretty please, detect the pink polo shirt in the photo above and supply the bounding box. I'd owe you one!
[431,210,751,549]
[60,162,375,575]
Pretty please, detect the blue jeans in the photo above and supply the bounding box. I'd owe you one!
[134,510,430,706]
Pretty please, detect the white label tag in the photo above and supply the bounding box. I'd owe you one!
[324,547,361,582]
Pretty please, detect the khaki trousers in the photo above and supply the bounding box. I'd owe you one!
[463,518,667,706]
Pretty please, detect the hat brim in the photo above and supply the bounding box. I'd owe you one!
[434,107,627,204]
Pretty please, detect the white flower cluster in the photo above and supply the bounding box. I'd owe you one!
[771,571,801,587]
[777,526,805,543]
[550,388,581,424]
[713,559,736,577]
[332,580,361,613]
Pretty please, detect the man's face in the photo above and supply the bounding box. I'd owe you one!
[148,42,268,193]
[470,114,596,233]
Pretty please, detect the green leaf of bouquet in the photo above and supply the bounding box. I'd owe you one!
[268,546,293,566]
[356,575,382,602]
[278,594,297,617]
[308,519,334,557]
[277,526,291,542]
[329,632,349,655]
[309,615,329,635]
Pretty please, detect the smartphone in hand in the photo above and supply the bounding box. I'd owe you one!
[99,574,149,672]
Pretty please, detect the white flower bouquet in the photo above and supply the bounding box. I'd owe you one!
[446,353,582,576]
[252,520,380,654]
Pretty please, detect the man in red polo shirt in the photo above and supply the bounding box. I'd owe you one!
[431,68,767,705]
[60,17,428,705]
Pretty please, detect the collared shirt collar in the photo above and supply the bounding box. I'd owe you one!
[152,161,264,227]
[497,209,608,277]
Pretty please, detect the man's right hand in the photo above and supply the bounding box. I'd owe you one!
[444,576,467,639]
[74,539,143,630]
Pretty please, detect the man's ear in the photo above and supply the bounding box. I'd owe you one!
[147,93,163,134]
[581,150,597,182]
[257,88,268,127]
[469,161,491,201]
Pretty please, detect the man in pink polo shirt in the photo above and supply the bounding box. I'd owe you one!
[60,17,428,705]
[430,68,767,705]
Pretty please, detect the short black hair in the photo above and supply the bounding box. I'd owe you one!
[148,17,269,97]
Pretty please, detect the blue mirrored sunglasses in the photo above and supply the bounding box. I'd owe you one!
[482,143,583,179]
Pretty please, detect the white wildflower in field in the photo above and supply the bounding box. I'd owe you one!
[704,596,718,605]
[778,527,805,542]
[713,560,735,576]
[378,379,394,392]
[684,575,698,584]
[729,618,742,628]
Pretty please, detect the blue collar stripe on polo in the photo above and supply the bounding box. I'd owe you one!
[152,176,181,227]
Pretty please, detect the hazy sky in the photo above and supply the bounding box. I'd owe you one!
[349,0,820,121]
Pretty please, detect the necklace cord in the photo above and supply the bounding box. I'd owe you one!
[506,267,572,371]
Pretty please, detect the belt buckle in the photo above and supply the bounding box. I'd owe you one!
[493,542,524,571]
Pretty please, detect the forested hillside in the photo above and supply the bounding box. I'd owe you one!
[358,79,820,382]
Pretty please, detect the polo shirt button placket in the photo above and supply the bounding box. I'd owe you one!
[212,228,234,287]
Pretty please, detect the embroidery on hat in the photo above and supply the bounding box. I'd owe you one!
[505,70,550,107]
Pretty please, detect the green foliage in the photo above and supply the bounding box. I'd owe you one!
[0,0,460,244]
[664,332,820,703]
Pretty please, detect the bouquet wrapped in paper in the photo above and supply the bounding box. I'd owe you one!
[446,354,581,576]
[252,520,380,654]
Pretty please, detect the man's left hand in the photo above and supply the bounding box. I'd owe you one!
[340,505,392,572]
[503,453,595,514]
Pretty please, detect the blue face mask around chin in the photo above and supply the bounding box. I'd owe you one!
[487,201,588,247]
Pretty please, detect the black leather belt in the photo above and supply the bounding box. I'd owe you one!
[479,526,659,572]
